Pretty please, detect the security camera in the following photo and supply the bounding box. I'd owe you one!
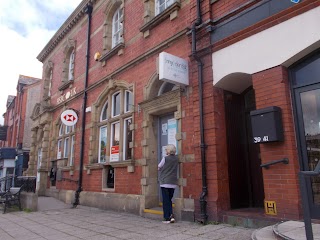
[94,52,101,61]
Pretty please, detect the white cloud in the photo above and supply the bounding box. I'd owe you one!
[0,0,82,125]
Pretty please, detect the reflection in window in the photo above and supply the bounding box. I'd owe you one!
[101,101,108,121]
[124,118,132,160]
[112,8,123,48]
[70,136,75,166]
[125,90,133,113]
[64,137,70,158]
[111,122,120,146]
[99,126,108,163]
[155,0,174,15]
[112,92,121,117]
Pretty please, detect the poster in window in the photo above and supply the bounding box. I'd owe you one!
[110,145,119,162]
[167,118,177,147]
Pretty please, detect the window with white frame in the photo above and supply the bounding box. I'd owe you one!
[112,7,123,48]
[98,89,133,164]
[155,0,174,15]
[57,123,75,166]
[68,49,75,81]
[70,135,75,166]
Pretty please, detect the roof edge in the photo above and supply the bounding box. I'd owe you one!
[37,0,98,63]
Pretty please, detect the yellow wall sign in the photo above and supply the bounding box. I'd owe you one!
[265,201,277,215]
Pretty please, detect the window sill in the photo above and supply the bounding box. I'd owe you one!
[107,160,134,168]
[140,2,181,34]
[102,187,115,192]
[99,43,125,62]
[58,80,74,91]
[85,163,104,170]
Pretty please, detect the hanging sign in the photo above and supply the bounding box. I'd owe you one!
[61,109,78,126]
[159,52,189,86]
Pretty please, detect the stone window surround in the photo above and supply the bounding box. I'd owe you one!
[138,73,184,209]
[59,39,76,91]
[87,79,135,172]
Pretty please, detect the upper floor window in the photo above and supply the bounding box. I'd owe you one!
[98,89,133,163]
[100,1,125,62]
[68,49,75,81]
[156,0,174,15]
[112,8,123,48]
[57,123,75,166]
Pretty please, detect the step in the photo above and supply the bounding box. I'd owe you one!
[143,207,163,221]
[251,226,278,240]
[222,213,278,229]
[252,221,320,240]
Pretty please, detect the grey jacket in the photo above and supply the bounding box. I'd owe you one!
[159,154,178,185]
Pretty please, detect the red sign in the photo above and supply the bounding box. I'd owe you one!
[111,146,119,154]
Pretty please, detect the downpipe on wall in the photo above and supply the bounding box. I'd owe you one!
[73,3,93,208]
[191,1,208,223]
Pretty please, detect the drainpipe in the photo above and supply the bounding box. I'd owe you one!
[191,0,208,224]
[73,3,93,207]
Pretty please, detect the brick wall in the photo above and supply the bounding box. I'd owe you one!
[252,66,302,220]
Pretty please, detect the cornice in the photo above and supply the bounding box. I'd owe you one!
[37,0,99,63]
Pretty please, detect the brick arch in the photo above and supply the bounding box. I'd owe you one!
[215,72,252,94]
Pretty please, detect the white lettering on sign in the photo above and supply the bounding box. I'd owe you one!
[254,136,269,143]
[57,87,77,104]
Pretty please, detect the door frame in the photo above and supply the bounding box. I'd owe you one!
[293,83,320,217]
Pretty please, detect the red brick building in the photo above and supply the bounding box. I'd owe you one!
[1,75,41,176]
[28,0,320,225]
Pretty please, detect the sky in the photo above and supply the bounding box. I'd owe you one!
[0,0,82,125]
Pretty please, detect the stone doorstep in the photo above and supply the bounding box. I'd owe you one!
[252,221,320,240]
[222,214,278,229]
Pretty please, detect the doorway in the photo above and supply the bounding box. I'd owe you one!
[225,87,265,209]
[158,113,179,203]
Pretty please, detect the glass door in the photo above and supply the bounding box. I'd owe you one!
[295,84,320,217]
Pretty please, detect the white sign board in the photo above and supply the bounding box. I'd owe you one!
[61,109,78,126]
[159,52,189,86]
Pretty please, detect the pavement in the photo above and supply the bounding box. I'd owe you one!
[0,196,318,240]
[0,196,254,240]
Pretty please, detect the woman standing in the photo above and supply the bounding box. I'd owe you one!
[158,144,178,223]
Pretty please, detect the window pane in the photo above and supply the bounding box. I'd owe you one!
[125,91,133,112]
[101,101,108,121]
[99,126,108,163]
[112,8,123,47]
[111,122,120,146]
[57,139,62,159]
[70,135,75,166]
[64,137,69,158]
[110,122,120,162]
[68,50,75,81]
[59,124,63,136]
[106,166,114,188]
[124,118,132,160]
[65,125,71,134]
[112,92,120,117]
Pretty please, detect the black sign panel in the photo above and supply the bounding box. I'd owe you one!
[0,126,8,141]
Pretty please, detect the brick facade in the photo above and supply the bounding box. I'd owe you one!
[18,0,320,224]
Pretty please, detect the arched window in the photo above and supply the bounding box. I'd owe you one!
[57,123,75,166]
[98,89,133,163]
[68,49,75,81]
[112,7,123,48]
[155,0,174,15]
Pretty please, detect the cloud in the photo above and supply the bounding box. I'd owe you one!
[0,0,82,125]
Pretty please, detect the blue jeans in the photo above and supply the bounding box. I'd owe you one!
[161,187,175,220]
